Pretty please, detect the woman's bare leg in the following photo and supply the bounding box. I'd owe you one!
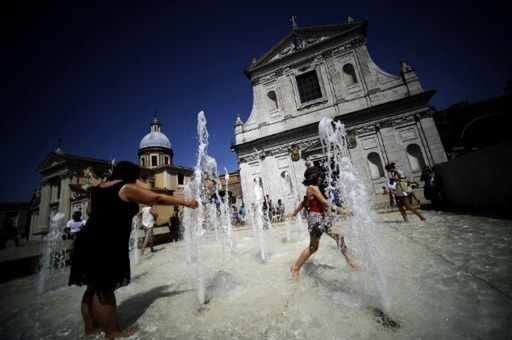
[81,287,99,335]
[91,290,119,338]
[326,230,357,269]
[403,199,426,221]
[396,198,409,222]
[291,237,320,280]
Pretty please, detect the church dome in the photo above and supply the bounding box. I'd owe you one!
[139,131,171,149]
[138,116,172,150]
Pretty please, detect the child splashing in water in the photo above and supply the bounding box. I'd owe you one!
[290,166,356,280]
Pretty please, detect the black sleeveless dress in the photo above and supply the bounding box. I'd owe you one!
[69,181,139,291]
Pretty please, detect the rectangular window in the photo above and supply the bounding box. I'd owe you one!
[296,70,322,103]
[151,155,158,167]
[178,174,184,185]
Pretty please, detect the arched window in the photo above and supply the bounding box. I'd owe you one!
[141,157,145,167]
[406,144,425,171]
[342,63,358,85]
[367,152,385,179]
[267,90,278,111]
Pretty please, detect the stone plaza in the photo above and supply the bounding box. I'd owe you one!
[0,210,510,338]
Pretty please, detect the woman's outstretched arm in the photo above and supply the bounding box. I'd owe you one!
[119,183,198,208]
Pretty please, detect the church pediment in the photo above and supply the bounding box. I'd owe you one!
[246,21,367,76]
[37,153,65,172]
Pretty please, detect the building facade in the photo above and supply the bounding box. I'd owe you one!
[232,17,447,209]
[137,116,193,224]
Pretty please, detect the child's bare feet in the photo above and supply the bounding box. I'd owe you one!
[290,264,299,281]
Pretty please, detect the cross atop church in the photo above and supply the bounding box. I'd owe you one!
[289,15,298,28]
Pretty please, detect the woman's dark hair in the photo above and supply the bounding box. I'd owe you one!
[302,166,325,186]
[110,161,140,183]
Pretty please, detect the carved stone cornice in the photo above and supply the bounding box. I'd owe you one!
[391,114,416,126]
[238,138,317,163]
[414,110,432,121]
[376,119,393,129]
[59,172,75,181]
[350,37,365,48]
[352,124,376,135]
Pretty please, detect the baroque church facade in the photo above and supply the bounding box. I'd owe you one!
[28,117,193,241]
[232,17,447,208]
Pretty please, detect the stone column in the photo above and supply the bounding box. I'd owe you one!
[417,116,448,165]
[239,161,254,206]
[350,137,375,193]
[37,182,51,230]
[58,175,72,221]
[376,122,401,166]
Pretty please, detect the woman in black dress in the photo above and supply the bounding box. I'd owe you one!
[69,161,198,338]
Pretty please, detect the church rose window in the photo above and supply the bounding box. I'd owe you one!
[296,70,322,103]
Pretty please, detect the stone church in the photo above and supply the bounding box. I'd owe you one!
[232,16,447,209]
[28,117,193,241]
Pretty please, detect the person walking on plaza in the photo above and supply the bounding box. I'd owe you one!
[276,199,285,222]
[290,166,356,281]
[68,161,198,338]
[169,211,181,242]
[140,205,158,255]
[420,166,443,207]
[238,203,247,224]
[385,163,426,222]
[386,179,397,207]
[64,211,86,240]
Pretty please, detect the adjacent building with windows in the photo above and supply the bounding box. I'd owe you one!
[232,17,447,209]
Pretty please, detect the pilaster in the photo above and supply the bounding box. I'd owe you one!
[37,182,51,230]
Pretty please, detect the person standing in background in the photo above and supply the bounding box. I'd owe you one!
[140,205,158,255]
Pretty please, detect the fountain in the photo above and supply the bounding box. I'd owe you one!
[280,170,304,243]
[318,117,390,312]
[129,215,144,266]
[251,178,268,262]
[220,169,236,253]
[36,212,68,294]
[183,111,236,305]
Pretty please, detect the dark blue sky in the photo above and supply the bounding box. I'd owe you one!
[0,0,510,202]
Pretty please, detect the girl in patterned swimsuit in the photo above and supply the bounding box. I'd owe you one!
[290,166,356,280]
